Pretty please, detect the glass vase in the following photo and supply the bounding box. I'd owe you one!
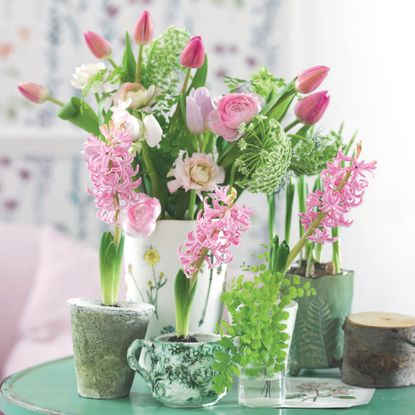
[238,368,285,408]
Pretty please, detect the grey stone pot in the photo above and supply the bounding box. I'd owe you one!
[127,333,226,408]
[68,298,154,399]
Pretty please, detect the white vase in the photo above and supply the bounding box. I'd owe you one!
[124,220,226,339]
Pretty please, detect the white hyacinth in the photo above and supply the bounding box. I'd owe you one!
[71,63,111,93]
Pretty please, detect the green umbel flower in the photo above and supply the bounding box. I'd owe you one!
[236,116,291,194]
[290,128,342,177]
[250,67,285,98]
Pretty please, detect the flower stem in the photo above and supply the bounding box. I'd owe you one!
[141,142,159,199]
[284,119,300,132]
[187,189,197,220]
[285,177,295,244]
[331,227,342,274]
[267,193,276,242]
[47,96,64,107]
[107,57,117,69]
[181,68,192,95]
[135,45,144,83]
[297,175,307,259]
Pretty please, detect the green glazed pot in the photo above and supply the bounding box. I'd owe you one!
[127,333,226,408]
[68,298,154,399]
[288,271,354,375]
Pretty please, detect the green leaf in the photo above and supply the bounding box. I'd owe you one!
[188,55,208,91]
[58,97,100,136]
[121,32,136,82]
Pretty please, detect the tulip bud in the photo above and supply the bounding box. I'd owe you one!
[18,83,49,103]
[84,31,112,59]
[133,10,154,45]
[295,65,330,94]
[186,87,213,134]
[180,36,205,69]
[295,91,330,125]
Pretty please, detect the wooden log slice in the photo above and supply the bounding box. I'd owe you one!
[341,312,415,387]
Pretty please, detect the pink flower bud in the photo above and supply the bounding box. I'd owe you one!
[180,36,205,69]
[295,65,330,94]
[18,83,49,103]
[133,10,154,45]
[84,31,112,59]
[295,91,330,125]
[186,87,213,134]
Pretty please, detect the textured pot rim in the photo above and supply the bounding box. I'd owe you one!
[67,297,155,316]
[154,333,220,345]
[287,268,353,278]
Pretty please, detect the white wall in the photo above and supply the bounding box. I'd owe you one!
[280,0,415,315]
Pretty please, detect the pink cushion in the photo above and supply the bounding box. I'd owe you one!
[3,226,99,377]
[0,222,40,377]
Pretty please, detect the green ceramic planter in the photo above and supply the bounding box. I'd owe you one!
[127,333,226,408]
[68,298,154,399]
[288,271,354,375]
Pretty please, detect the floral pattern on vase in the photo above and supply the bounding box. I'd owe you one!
[127,333,226,408]
[124,220,226,339]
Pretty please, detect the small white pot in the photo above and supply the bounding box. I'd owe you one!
[124,220,226,339]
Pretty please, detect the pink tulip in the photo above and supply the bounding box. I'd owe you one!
[84,31,112,59]
[180,36,205,69]
[133,10,154,45]
[295,91,330,125]
[18,83,49,103]
[186,87,213,134]
[295,65,330,94]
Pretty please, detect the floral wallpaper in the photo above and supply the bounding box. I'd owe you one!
[0,0,283,246]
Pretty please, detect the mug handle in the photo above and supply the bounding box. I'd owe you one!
[127,339,153,386]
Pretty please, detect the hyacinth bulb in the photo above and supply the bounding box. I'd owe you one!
[84,31,112,59]
[295,91,330,125]
[295,65,330,94]
[133,10,154,45]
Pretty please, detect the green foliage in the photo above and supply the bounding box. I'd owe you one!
[141,26,190,94]
[290,127,342,176]
[235,116,291,193]
[121,32,137,83]
[213,239,313,395]
[99,231,125,306]
[58,97,100,136]
[250,67,285,98]
[174,270,198,337]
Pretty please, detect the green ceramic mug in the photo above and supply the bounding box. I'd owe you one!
[127,333,226,408]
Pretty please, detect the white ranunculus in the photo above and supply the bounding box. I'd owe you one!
[143,114,163,148]
[71,63,111,93]
[111,99,142,140]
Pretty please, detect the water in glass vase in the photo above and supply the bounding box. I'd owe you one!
[238,370,285,408]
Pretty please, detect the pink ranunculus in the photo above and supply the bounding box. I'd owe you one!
[208,93,261,141]
[125,193,161,237]
[167,152,225,193]
[186,87,214,134]
[113,82,158,109]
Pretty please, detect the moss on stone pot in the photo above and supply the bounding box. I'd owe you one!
[68,298,154,399]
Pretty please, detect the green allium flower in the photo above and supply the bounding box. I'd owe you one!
[290,128,342,176]
[236,116,291,194]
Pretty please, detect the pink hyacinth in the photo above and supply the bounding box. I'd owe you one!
[179,186,254,277]
[300,148,376,244]
[83,123,141,224]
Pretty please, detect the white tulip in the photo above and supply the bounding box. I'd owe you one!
[143,114,163,148]
[111,99,141,140]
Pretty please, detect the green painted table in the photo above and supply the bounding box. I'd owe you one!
[1,357,415,415]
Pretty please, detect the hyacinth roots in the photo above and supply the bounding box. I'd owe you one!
[235,116,291,194]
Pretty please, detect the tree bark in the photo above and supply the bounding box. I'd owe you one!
[342,312,415,387]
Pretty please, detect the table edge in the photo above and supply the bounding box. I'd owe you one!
[1,356,74,415]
